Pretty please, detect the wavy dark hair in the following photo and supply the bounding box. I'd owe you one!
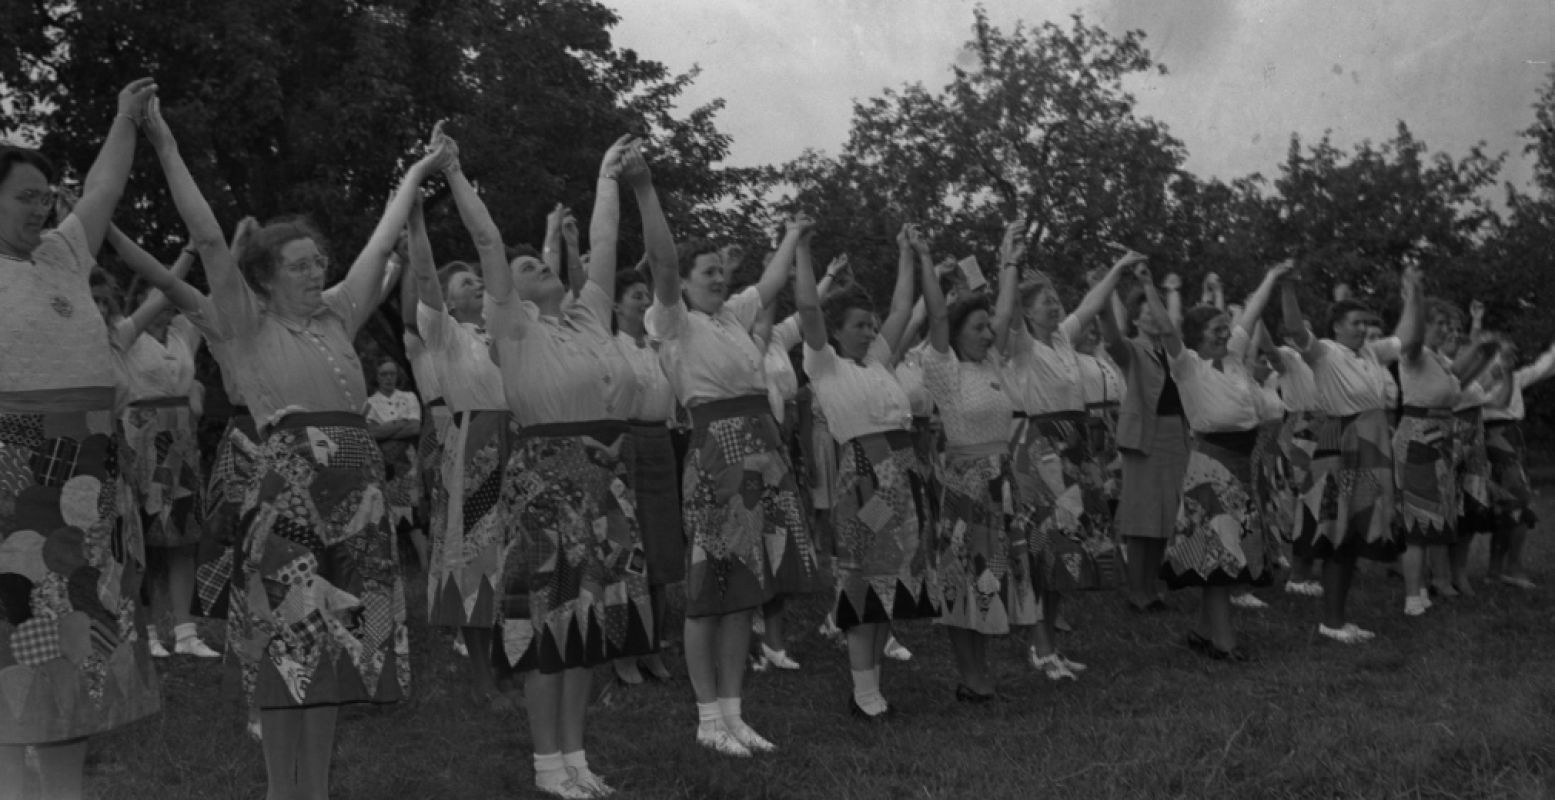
[947,294,993,361]
[1326,298,1375,339]
[676,238,720,279]
[1180,304,1227,350]
[0,145,56,187]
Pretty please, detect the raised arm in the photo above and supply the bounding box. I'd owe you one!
[1395,265,1426,361]
[1072,247,1146,332]
[1517,340,1555,388]
[1162,273,1184,326]
[70,78,156,254]
[989,220,1026,352]
[1201,272,1225,310]
[402,196,432,330]
[340,124,452,318]
[443,137,511,301]
[756,225,803,307]
[587,136,636,302]
[1236,259,1293,335]
[563,211,584,298]
[793,218,826,351]
[1280,279,1315,354]
[1137,263,1182,357]
[1469,300,1485,340]
[1451,333,1501,385]
[880,226,918,353]
[542,203,565,283]
[105,223,206,318]
[920,229,952,354]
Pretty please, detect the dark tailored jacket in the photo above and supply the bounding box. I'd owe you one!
[1107,336,1174,455]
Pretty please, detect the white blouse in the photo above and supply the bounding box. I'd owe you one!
[763,315,802,422]
[1077,352,1124,406]
[404,331,443,403]
[895,343,935,418]
[1399,347,1460,409]
[1454,381,1487,412]
[1308,337,1400,417]
[418,301,505,412]
[616,330,676,423]
[1274,346,1317,413]
[1483,345,1555,422]
[803,335,912,444]
[646,286,768,407]
[364,389,422,424]
[1004,315,1086,415]
[0,216,114,396]
[486,280,638,426]
[1169,346,1263,433]
[921,345,1014,449]
[122,314,202,401]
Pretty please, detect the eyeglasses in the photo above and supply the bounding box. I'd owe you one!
[282,255,330,274]
[14,187,56,209]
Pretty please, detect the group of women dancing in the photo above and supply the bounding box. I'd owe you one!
[0,79,1550,800]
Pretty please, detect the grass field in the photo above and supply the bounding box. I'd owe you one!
[57,485,1555,799]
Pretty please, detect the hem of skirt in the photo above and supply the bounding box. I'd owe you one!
[494,605,654,673]
[834,580,939,628]
[1160,566,1277,589]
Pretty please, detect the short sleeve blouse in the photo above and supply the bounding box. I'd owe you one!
[1168,347,1263,433]
[0,215,114,395]
[364,389,422,424]
[418,301,505,412]
[645,286,767,407]
[921,344,1013,448]
[1004,315,1086,414]
[616,331,676,423]
[803,335,912,444]
[123,315,203,401]
[763,315,802,421]
[205,276,368,431]
[485,280,638,426]
[1399,347,1460,409]
[894,343,935,418]
[1309,337,1399,416]
[404,331,443,404]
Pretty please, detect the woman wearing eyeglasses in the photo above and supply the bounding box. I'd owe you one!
[0,79,163,800]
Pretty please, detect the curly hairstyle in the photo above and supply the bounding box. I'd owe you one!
[238,217,330,298]
[947,294,993,361]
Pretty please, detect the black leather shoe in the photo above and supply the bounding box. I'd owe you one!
[1185,630,1212,653]
[955,684,995,703]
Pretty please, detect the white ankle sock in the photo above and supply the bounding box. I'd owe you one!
[173,622,198,641]
[717,696,742,727]
[146,625,160,642]
[533,751,566,784]
[697,701,722,730]
[851,668,887,715]
[562,750,588,771]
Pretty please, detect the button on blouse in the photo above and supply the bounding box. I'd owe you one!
[418,302,505,412]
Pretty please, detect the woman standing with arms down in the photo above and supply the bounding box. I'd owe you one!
[464,135,657,797]
[646,208,809,755]
[0,78,163,800]
[794,220,937,718]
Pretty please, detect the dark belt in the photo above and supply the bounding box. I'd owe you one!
[1401,405,1454,419]
[452,408,509,425]
[1197,428,1260,453]
[689,394,770,428]
[850,429,913,450]
[270,411,366,433]
[130,395,190,409]
[427,398,446,408]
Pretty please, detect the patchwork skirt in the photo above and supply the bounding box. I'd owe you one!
[1251,418,1295,546]
[1455,407,1495,535]
[195,411,260,620]
[0,396,161,744]
[379,437,419,529]
[681,395,818,618]
[1391,407,1460,545]
[1294,409,1399,562]
[120,397,203,548]
[1485,421,1537,529]
[934,448,1038,634]
[1162,429,1277,588]
[831,430,939,628]
[1276,411,1322,544]
[493,419,653,674]
[1011,411,1118,592]
[427,410,510,628]
[233,412,409,709]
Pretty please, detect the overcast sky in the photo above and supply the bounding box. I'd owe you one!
[610,0,1554,192]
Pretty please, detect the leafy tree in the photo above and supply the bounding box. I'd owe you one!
[0,0,746,377]
[761,8,1187,305]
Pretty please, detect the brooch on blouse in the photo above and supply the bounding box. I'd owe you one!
[990,381,1001,391]
[51,296,74,318]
